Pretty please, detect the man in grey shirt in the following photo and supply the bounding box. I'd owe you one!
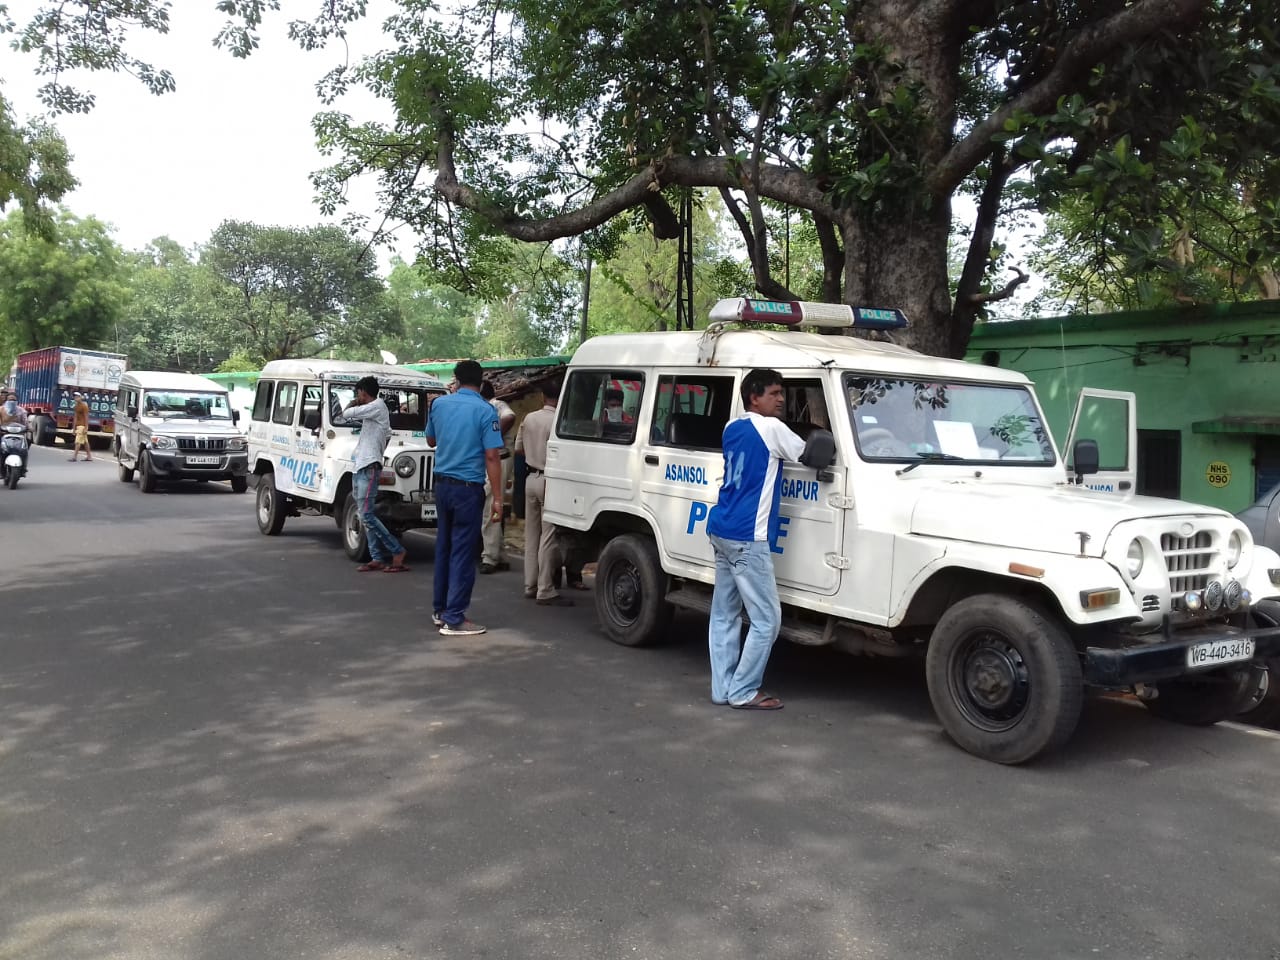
[341,375,409,573]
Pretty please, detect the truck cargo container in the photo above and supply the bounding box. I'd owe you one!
[13,346,128,447]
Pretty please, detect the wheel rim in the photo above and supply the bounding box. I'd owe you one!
[948,629,1031,732]
[258,483,273,526]
[604,557,643,627]
[345,504,362,551]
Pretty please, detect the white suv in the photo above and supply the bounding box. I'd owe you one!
[247,360,447,559]
[544,298,1280,763]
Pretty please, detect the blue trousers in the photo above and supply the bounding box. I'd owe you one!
[708,534,782,705]
[434,480,485,627]
[353,464,403,563]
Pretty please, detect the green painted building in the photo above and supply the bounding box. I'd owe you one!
[966,301,1280,512]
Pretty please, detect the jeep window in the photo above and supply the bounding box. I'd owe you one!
[299,385,323,431]
[783,378,832,441]
[141,390,235,421]
[272,382,299,426]
[846,375,1055,464]
[651,375,733,449]
[252,381,274,422]
[328,384,441,433]
[559,370,644,444]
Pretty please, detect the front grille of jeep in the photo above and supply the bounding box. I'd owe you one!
[177,437,227,451]
[417,456,435,494]
[1161,531,1214,593]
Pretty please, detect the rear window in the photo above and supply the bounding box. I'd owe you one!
[558,370,644,444]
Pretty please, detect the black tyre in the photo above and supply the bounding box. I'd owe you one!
[230,475,249,494]
[116,444,134,483]
[32,415,55,447]
[1145,666,1262,726]
[926,594,1083,764]
[1239,600,1280,728]
[6,468,18,490]
[137,451,158,493]
[341,495,371,563]
[256,472,287,535]
[594,534,672,647]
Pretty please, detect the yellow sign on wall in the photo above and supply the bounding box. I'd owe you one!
[1206,461,1231,488]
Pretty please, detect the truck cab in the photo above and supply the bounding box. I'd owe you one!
[545,298,1280,763]
[247,360,448,561]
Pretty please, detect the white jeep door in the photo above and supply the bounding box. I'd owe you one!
[1064,388,1137,495]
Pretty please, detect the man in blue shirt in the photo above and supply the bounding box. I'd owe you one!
[426,360,505,636]
[706,369,805,710]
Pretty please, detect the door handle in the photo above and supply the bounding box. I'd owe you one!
[1118,480,1132,491]
[644,455,659,465]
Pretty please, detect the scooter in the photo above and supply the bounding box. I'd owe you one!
[1,422,29,489]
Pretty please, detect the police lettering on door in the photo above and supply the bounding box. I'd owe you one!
[682,480,818,555]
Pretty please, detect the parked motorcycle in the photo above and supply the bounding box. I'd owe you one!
[1,422,29,489]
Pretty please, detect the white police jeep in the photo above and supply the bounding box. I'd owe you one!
[544,298,1280,763]
[247,360,448,560]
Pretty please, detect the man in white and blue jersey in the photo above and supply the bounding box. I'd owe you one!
[706,369,806,710]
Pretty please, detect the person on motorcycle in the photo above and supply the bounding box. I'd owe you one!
[0,392,27,428]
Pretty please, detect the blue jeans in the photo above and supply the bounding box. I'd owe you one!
[434,479,485,627]
[353,464,403,563]
[708,534,782,705]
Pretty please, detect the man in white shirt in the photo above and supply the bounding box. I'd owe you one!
[341,376,409,573]
[479,379,517,573]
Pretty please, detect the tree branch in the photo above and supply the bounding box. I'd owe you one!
[968,266,1029,305]
[929,0,1210,196]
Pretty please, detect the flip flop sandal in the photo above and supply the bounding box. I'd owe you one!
[382,564,411,573]
[356,562,385,572]
[730,693,784,711]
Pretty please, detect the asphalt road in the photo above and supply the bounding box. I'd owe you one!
[3,445,1280,960]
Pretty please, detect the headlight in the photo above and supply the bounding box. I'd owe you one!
[151,435,177,449]
[1126,538,1144,578]
[393,454,416,479]
[226,437,246,451]
[1226,530,1243,569]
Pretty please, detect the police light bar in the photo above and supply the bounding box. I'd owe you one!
[708,298,909,330]
[708,298,853,328]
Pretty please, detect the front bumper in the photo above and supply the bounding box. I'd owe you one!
[378,495,438,527]
[149,450,249,479]
[1084,622,1280,686]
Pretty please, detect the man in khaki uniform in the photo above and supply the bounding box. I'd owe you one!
[479,380,516,573]
[514,381,572,606]
[71,392,92,461]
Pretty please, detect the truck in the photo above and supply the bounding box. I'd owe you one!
[13,346,128,448]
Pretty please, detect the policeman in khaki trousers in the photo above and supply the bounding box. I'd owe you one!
[479,380,516,573]
[514,381,574,607]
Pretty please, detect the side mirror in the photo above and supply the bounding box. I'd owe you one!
[127,405,138,420]
[232,410,241,424]
[800,429,836,480]
[1072,439,1100,484]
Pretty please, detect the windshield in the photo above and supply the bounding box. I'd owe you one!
[143,390,232,420]
[846,375,1056,465]
[327,384,442,433]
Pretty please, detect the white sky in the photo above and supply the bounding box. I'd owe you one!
[0,1,405,261]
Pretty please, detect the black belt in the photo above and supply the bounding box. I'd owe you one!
[434,474,484,488]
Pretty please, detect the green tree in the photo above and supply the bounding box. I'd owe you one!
[13,1,1280,355]
[113,237,241,371]
[0,97,76,237]
[200,221,399,362]
[383,258,481,362]
[0,207,127,363]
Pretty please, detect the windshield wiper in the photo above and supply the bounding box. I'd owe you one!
[897,452,966,474]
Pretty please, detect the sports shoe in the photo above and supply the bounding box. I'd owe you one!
[431,612,444,626]
[439,619,487,636]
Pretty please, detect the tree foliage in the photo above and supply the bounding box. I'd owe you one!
[0,96,76,237]
[0,207,128,363]
[10,0,1280,355]
[200,220,399,363]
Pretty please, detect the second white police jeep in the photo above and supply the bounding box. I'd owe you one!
[544,298,1280,763]
[247,360,448,559]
